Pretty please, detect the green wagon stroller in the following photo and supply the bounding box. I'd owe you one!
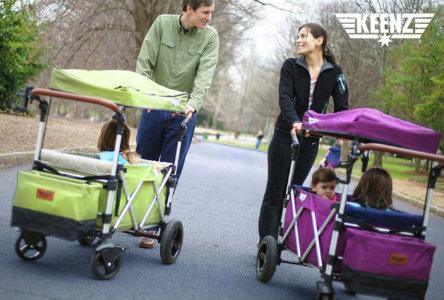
[10,69,190,279]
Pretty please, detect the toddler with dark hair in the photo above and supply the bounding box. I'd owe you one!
[311,167,338,202]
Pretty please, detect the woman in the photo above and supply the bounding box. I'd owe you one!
[258,23,349,240]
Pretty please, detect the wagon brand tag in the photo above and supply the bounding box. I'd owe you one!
[36,188,54,201]
[299,193,307,202]
[388,253,408,265]
[308,117,318,124]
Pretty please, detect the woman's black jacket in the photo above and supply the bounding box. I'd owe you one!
[275,57,349,131]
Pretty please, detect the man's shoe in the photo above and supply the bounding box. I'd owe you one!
[138,236,156,249]
[138,228,159,249]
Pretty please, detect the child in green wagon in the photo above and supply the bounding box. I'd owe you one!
[97,119,158,248]
[97,120,140,164]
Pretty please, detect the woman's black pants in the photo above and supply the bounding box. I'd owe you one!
[258,128,319,240]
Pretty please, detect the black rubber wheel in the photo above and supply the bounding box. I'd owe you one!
[15,231,47,262]
[316,281,334,300]
[90,251,121,280]
[343,282,356,295]
[77,234,95,246]
[256,236,278,283]
[160,220,183,264]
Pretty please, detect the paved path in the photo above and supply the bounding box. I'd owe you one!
[0,142,443,299]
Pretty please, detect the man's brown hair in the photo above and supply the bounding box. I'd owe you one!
[182,0,214,11]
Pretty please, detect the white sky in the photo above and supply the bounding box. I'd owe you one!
[249,0,323,59]
[249,0,444,59]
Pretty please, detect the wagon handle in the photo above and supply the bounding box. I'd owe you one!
[358,143,444,164]
[291,133,300,160]
[31,88,119,112]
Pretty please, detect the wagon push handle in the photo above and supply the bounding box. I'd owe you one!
[290,133,300,160]
[31,88,119,112]
[178,112,192,142]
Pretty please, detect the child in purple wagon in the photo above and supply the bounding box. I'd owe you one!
[350,167,393,210]
[311,167,338,202]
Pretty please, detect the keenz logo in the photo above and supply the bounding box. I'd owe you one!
[336,13,435,47]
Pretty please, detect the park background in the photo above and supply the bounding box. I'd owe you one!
[1,0,443,206]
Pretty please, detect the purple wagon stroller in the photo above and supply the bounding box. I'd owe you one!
[255,108,444,299]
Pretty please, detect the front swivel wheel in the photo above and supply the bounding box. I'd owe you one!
[90,244,124,280]
[15,230,47,262]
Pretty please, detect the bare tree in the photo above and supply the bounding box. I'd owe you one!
[33,0,259,126]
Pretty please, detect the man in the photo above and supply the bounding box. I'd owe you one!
[135,0,219,248]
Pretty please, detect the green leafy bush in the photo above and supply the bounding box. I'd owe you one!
[0,0,45,111]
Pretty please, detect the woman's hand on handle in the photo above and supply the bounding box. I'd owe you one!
[291,122,302,135]
[291,122,310,137]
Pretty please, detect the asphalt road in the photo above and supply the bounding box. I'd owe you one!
[0,142,443,299]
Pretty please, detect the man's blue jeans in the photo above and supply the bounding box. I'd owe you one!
[136,110,197,180]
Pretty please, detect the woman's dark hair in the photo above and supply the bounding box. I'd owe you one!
[182,0,214,11]
[312,167,338,186]
[298,23,336,64]
[352,167,393,209]
[97,120,131,152]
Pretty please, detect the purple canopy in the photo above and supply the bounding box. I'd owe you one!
[302,108,441,154]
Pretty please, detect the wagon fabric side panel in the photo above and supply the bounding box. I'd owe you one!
[11,170,102,240]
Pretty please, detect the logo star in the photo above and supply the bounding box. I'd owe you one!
[378,33,393,47]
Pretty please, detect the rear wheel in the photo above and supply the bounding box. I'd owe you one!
[15,231,47,262]
[315,281,334,300]
[343,281,356,295]
[160,220,183,264]
[256,236,278,283]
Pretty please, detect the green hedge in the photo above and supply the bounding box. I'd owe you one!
[0,0,45,111]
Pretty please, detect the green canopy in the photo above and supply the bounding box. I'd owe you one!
[49,68,188,111]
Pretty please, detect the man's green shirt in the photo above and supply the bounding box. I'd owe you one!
[136,14,219,112]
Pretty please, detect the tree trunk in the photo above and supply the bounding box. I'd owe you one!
[341,141,351,161]
[211,87,222,129]
[414,158,421,172]
[372,151,383,167]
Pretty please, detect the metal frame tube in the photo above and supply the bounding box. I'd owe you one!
[290,190,302,257]
[34,122,46,161]
[300,209,336,262]
[101,133,122,235]
[140,168,171,227]
[311,211,323,268]
[324,184,349,276]
[113,179,144,229]
[278,160,297,242]
[281,204,304,244]
[422,188,433,237]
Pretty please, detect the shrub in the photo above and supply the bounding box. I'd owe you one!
[0,0,45,111]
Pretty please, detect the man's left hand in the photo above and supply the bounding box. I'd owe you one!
[172,104,195,117]
[184,104,196,117]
